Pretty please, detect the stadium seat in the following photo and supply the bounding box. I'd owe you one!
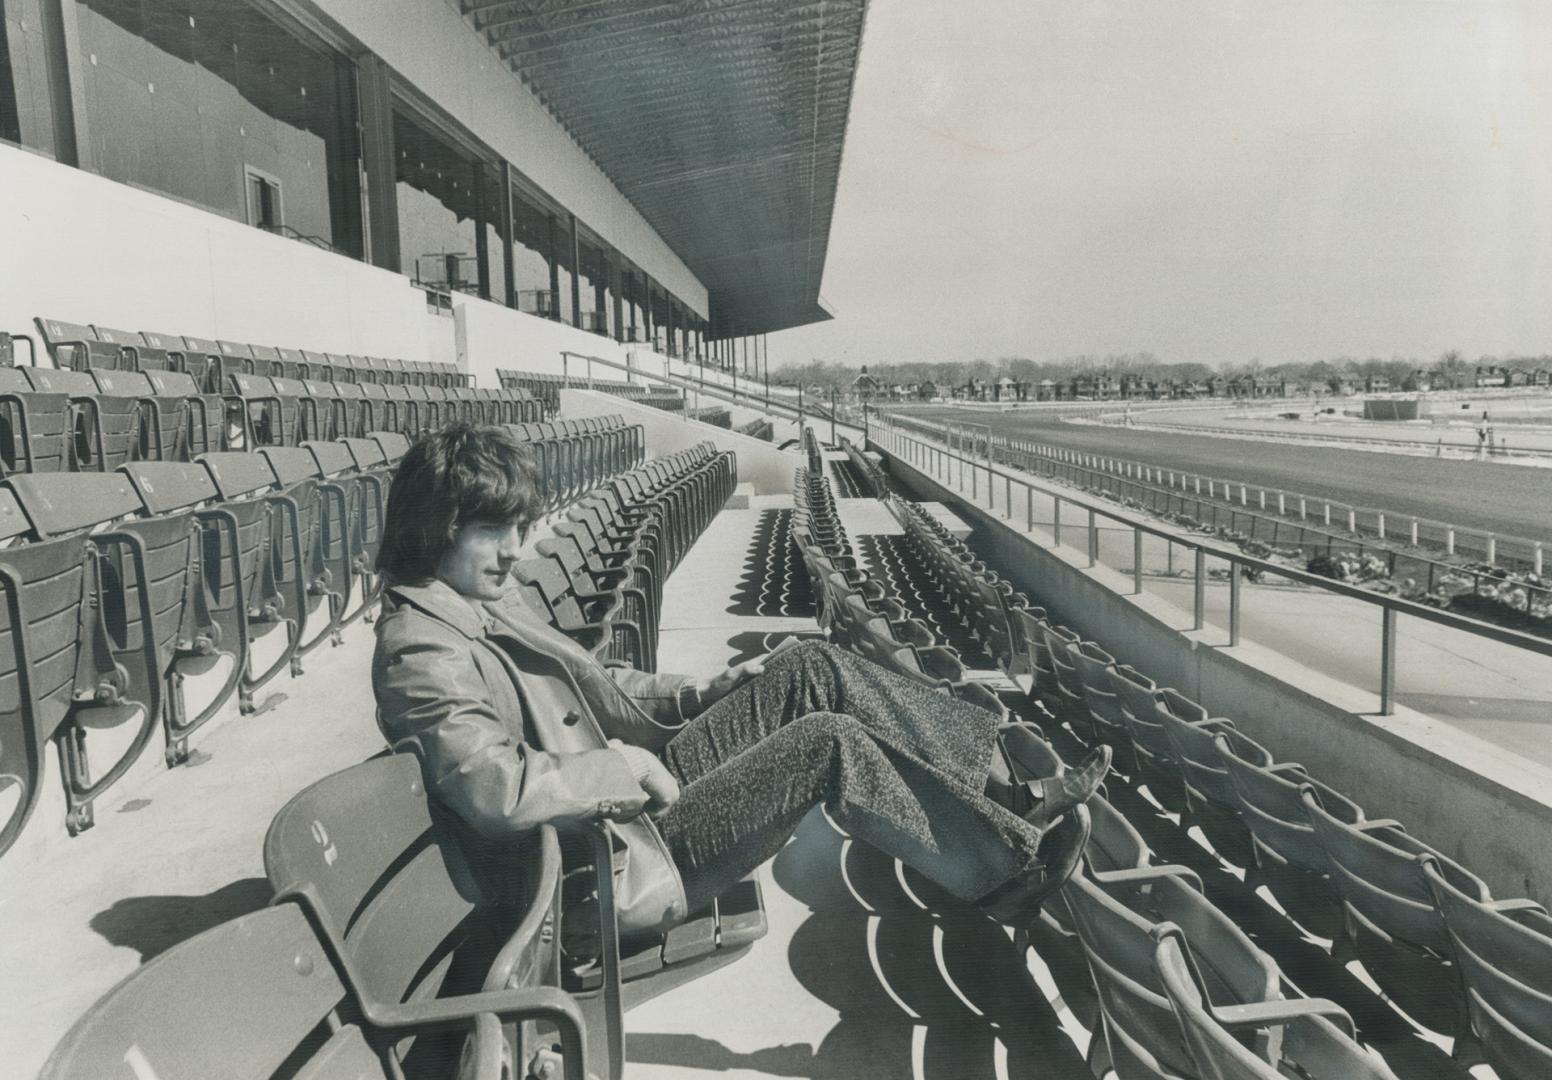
[118,461,249,762]
[0,365,73,473]
[141,369,228,460]
[1424,857,1552,1079]
[1062,857,1290,1080]
[197,451,308,711]
[1303,788,1483,1034]
[0,474,163,850]
[258,447,353,660]
[1152,924,1399,1080]
[34,318,132,371]
[264,754,597,1080]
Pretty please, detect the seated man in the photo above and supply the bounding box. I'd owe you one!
[371,424,1107,937]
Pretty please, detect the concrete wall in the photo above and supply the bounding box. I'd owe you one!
[0,143,453,359]
[560,389,798,495]
[315,0,706,316]
[875,441,1552,904]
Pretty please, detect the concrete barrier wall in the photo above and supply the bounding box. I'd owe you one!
[875,442,1552,904]
[560,389,798,495]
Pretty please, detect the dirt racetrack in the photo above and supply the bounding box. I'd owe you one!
[901,407,1552,543]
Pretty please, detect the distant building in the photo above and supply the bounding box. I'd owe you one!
[1476,365,1508,388]
[1364,374,1390,394]
[850,366,882,402]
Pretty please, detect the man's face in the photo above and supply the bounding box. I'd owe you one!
[436,518,528,601]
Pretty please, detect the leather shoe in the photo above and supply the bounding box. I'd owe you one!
[977,804,1092,924]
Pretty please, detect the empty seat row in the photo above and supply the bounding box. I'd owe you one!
[0,363,542,474]
[512,443,737,673]
[881,478,1552,1080]
[27,317,468,391]
[0,434,408,860]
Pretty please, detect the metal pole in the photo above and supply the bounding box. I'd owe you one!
[1380,607,1397,715]
[1088,509,1097,567]
[1054,497,1062,547]
[1229,564,1241,645]
[1193,549,1205,631]
[830,389,837,445]
[1134,529,1144,594]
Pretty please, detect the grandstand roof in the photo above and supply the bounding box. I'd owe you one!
[460,0,866,336]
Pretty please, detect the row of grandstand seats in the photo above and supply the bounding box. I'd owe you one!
[792,467,1005,715]
[0,362,544,474]
[497,367,681,418]
[794,479,1414,1078]
[15,317,469,390]
[842,471,1551,1080]
[43,436,753,1080]
[839,437,887,496]
[0,416,644,863]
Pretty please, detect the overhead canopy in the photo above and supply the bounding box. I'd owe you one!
[460,0,867,336]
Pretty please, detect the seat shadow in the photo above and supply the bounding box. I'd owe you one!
[90,877,272,962]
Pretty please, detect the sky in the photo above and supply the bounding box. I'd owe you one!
[768,0,1552,371]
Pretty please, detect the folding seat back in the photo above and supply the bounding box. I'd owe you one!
[1040,622,1088,721]
[178,335,230,394]
[41,904,382,1080]
[1152,926,1396,1080]
[0,474,162,849]
[322,352,354,384]
[269,375,315,443]
[226,372,286,447]
[383,383,422,434]
[259,446,350,658]
[1304,788,1485,974]
[1163,716,1269,818]
[141,369,225,460]
[1062,862,1283,1080]
[300,378,343,441]
[364,356,390,384]
[537,532,654,668]
[0,365,72,473]
[1217,735,1363,879]
[327,379,368,438]
[34,317,130,370]
[275,346,307,381]
[263,754,588,1079]
[247,343,283,378]
[514,556,641,666]
[298,349,333,381]
[1070,640,1129,745]
[130,329,183,373]
[1424,858,1552,1080]
[371,430,412,463]
[348,355,374,384]
[304,439,382,625]
[198,452,305,710]
[119,461,248,759]
[90,324,162,370]
[215,339,257,376]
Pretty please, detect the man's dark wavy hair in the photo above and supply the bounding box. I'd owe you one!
[377,423,542,584]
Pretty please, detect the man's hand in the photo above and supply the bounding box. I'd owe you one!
[608,741,681,813]
[695,657,766,710]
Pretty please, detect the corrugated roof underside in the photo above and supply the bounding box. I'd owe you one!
[462,0,865,335]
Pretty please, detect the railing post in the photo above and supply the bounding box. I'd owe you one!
[1380,606,1397,716]
[1446,528,1455,555]
[1487,534,1497,565]
[1088,509,1098,567]
[1193,548,1205,631]
[1536,542,1544,578]
[1054,497,1062,547]
[1229,563,1241,646]
[1005,474,1012,518]
[1134,529,1144,594]
[1377,513,1386,540]
[1027,482,1034,532]
[1410,520,1418,547]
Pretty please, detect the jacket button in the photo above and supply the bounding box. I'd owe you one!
[563,709,582,726]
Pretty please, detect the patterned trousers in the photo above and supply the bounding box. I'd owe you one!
[655,642,1046,909]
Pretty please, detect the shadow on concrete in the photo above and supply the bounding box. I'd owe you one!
[89,877,272,961]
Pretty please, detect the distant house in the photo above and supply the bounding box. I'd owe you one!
[1476,365,1508,388]
[1364,375,1390,394]
[994,375,1021,401]
[1034,378,1057,402]
[1532,370,1551,388]
[914,380,938,400]
[1507,369,1529,388]
[1401,370,1431,392]
[849,366,881,403]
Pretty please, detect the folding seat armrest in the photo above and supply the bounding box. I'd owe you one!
[1266,762,1308,777]
[1092,863,1204,893]
[1207,996,1357,1039]
[1490,897,1549,916]
[1353,818,1406,834]
[1198,716,1235,730]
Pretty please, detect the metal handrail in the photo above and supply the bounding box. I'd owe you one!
[875,414,1552,716]
[889,411,1547,575]
[557,350,868,438]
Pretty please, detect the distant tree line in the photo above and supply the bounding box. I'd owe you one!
[770,350,1552,393]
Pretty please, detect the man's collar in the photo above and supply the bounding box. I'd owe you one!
[386,579,489,638]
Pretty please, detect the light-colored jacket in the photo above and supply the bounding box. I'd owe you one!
[372,579,691,935]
